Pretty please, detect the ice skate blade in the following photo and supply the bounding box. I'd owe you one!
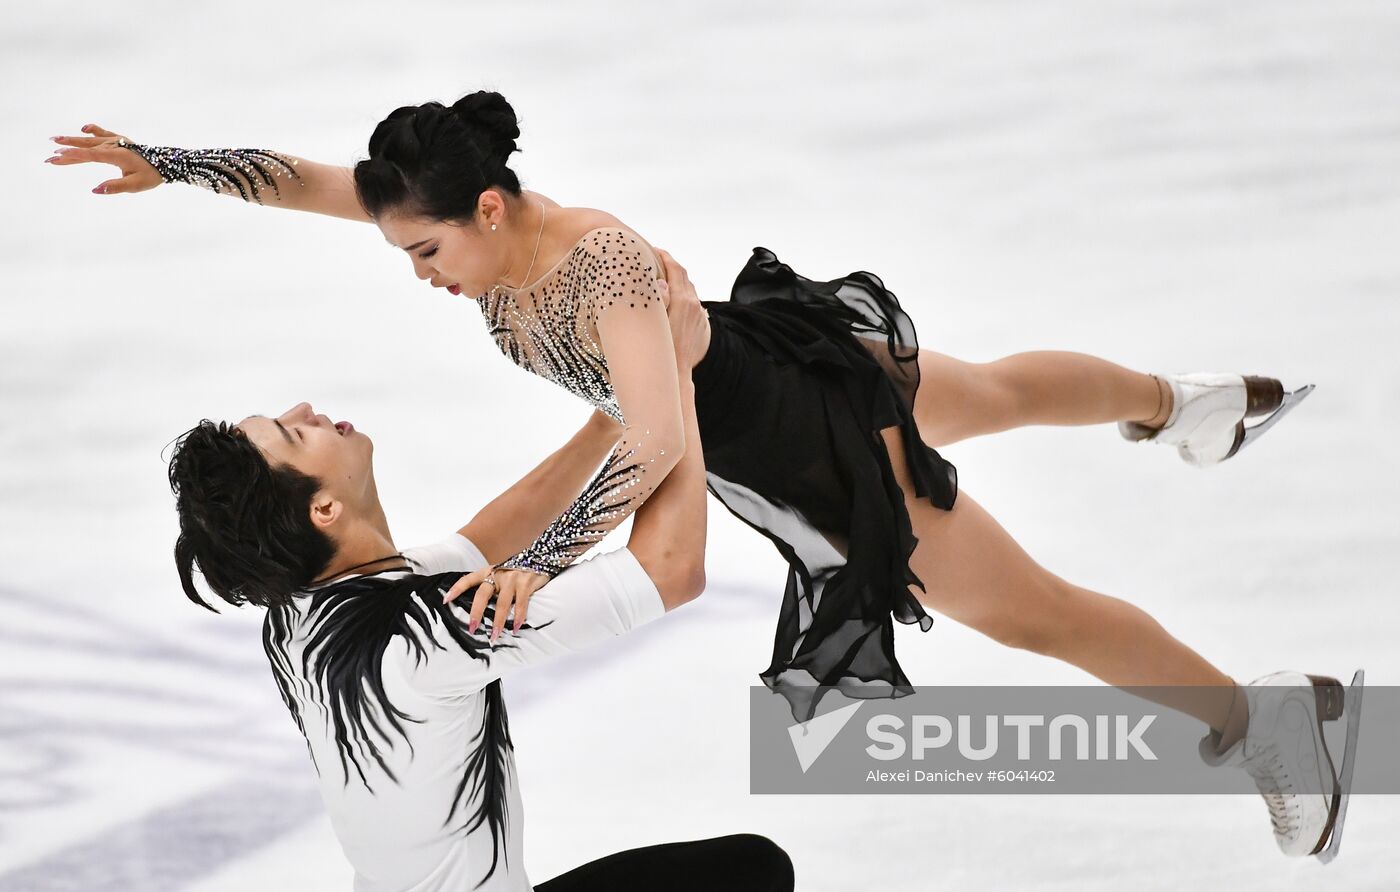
[1226,383,1315,460]
[1316,669,1364,864]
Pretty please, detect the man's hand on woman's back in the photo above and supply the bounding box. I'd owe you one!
[655,249,711,370]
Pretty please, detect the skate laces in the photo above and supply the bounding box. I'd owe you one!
[1241,743,1299,840]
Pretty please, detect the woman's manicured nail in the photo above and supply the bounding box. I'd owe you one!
[92,185,106,194]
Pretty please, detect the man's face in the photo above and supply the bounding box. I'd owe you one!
[235,402,376,532]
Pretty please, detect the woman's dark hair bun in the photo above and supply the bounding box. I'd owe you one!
[450,90,521,168]
[355,89,523,222]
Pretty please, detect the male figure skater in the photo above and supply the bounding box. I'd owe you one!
[166,255,793,891]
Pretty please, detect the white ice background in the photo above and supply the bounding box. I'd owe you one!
[2,1,1398,889]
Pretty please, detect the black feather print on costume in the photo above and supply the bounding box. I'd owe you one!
[261,568,552,887]
[452,680,513,886]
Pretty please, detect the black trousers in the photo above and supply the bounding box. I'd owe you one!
[535,833,794,891]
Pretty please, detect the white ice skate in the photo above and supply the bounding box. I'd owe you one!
[1198,670,1365,860]
[1118,373,1315,467]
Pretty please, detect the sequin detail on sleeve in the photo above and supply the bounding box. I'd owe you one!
[497,428,662,577]
[481,227,677,578]
[116,142,303,204]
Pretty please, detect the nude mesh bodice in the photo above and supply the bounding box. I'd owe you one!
[474,227,667,425]
[472,226,678,579]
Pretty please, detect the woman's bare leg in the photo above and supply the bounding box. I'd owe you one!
[878,426,1247,741]
[913,349,1171,448]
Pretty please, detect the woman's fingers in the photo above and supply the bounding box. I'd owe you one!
[490,579,517,643]
[442,575,469,605]
[511,573,549,632]
[45,146,94,166]
[468,577,497,634]
[49,145,142,167]
[46,142,163,195]
[50,125,127,148]
[48,146,105,165]
[92,172,150,195]
[443,567,490,605]
[446,567,546,640]
[51,134,107,148]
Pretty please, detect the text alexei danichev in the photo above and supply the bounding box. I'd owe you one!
[868,769,986,783]
[865,769,1057,784]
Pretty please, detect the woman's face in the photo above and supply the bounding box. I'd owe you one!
[376,191,514,298]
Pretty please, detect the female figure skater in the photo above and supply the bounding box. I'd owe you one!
[47,89,1358,860]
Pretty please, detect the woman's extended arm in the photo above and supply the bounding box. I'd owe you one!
[456,408,623,565]
[48,124,370,221]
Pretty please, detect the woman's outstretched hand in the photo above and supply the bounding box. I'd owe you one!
[655,248,711,369]
[45,124,162,195]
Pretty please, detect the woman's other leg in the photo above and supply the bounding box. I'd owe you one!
[913,349,1169,447]
[880,426,1247,742]
[534,833,794,892]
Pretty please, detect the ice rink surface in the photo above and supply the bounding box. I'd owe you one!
[3,1,1398,889]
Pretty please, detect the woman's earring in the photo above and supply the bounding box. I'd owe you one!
[491,223,498,232]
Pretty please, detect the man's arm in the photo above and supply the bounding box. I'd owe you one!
[457,409,623,565]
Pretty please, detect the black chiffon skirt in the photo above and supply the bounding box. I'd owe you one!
[692,247,959,724]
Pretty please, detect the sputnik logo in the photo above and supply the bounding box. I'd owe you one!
[787,701,864,773]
